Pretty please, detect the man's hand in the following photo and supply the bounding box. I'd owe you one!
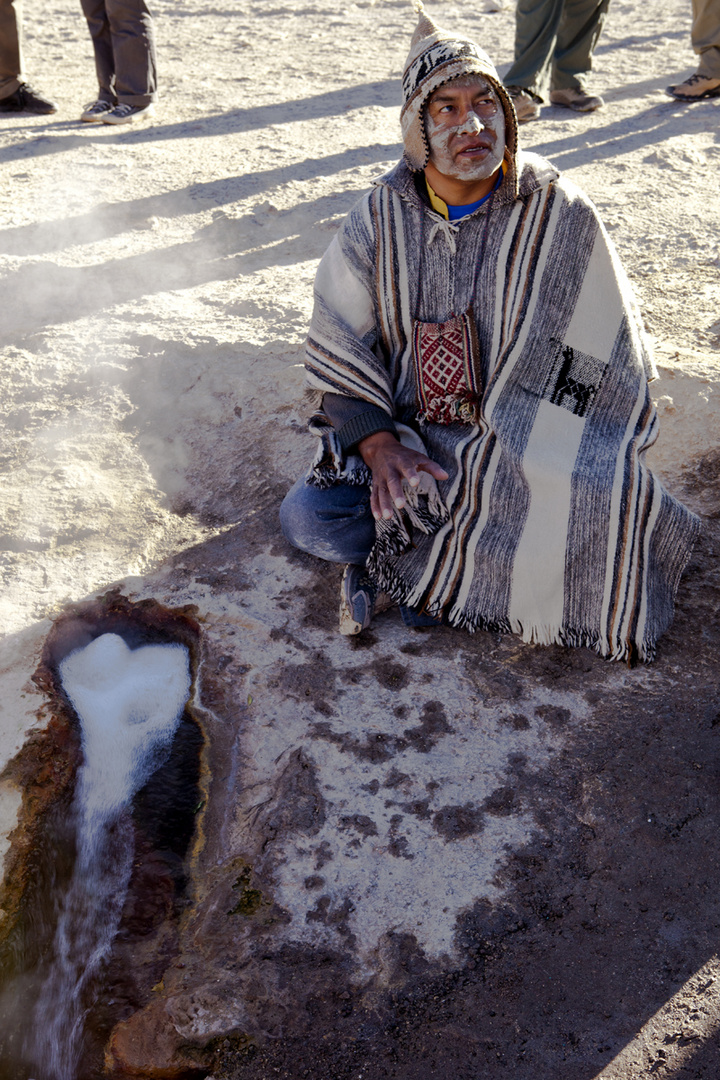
[358,431,449,521]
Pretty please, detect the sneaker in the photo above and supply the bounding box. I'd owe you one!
[0,83,58,115]
[399,605,443,628]
[505,85,541,122]
[666,71,720,101]
[102,102,155,125]
[549,87,604,112]
[81,99,114,122]
[339,565,377,636]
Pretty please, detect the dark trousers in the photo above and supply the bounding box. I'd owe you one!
[0,0,22,99]
[504,0,610,97]
[80,0,157,106]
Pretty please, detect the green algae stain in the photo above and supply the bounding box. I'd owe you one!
[228,865,266,917]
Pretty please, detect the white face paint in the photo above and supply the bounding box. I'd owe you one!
[425,76,506,185]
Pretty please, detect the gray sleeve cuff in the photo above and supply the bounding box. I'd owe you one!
[322,393,397,452]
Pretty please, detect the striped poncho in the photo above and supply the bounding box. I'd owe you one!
[305,153,699,661]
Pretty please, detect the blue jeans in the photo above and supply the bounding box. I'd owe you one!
[279,477,375,565]
[279,477,442,627]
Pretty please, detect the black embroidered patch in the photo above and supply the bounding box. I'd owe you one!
[542,341,607,418]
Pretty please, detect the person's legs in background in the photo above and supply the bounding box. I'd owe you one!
[106,0,156,108]
[549,0,609,110]
[80,0,157,123]
[0,0,23,100]
[503,0,564,121]
[0,0,57,113]
[80,0,116,117]
[668,0,720,100]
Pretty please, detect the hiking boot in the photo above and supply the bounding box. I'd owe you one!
[102,102,155,125]
[0,83,58,114]
[550,87,604,112]
[339,565,377,635]
[81,99,114,122]
[666,72,720,101]
[505,85,541,122]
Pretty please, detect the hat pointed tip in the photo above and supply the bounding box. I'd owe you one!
[410,3,440,48]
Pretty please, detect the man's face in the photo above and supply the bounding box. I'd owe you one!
[424,75,505,185]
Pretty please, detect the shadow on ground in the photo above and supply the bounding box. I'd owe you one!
[201,510,720,1080]
[0,144,401,345]
[0,79,400,162]
[538,97,720,172]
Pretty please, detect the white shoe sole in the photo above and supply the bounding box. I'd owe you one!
[339,566,375,635]
[102,103,155,125]
[80,102,114,122]
[339,598,364,636]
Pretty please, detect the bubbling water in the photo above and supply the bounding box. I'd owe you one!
[26,633,192,1080]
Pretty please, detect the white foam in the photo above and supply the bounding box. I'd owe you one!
[28,633,191,1080]
[60,633,192,833]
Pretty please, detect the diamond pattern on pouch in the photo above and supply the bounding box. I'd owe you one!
[420,325,467,397]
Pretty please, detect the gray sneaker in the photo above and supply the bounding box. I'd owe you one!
[339,565,377,636]
[102,102,155,125]
[81,99,114,122]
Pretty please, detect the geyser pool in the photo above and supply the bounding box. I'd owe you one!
[26,632,192,1080]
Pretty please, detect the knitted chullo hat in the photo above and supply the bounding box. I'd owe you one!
[400,2,519,172]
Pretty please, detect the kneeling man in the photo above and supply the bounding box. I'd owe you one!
[281,7,698,661]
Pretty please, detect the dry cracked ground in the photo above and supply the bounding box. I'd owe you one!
[1,0,720,1078]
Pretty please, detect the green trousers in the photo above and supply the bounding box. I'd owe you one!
[0,0,22,100]
[693,0,720,78]
[504,0,611,99]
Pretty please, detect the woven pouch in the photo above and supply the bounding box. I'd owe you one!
[412,307,482,424]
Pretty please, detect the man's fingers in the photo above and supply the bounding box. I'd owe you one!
[372,485,393,520]
[381,490,396,517]
[401,464,420,489]
[398,453,448,483]
[370,451,448,519]
[372,480,398,520]
[387,475,407,509]
[418,460,450,481]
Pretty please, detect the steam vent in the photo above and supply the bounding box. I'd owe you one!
[2,0,720,1077]
[4,537,720,1080]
